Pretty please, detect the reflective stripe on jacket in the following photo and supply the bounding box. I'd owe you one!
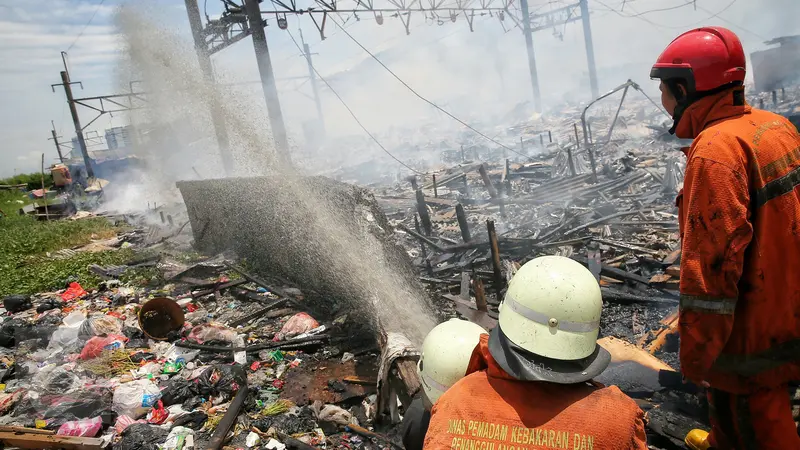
[675,87,800,394]
[422,335,648,450]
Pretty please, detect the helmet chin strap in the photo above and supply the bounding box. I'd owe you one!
[666,82,744,135]
[668,101,689,135]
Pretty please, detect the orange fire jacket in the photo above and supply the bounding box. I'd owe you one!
[675,87,800,394]
[422,335,648,450]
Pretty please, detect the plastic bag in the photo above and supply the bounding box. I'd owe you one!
[37,298,60,313]
[80,334,128,360]
[62,282,88,302]
[88,315,123,336]
[274,313,319,341]
[147,400,168,424]
[196,365,246,399]
[42,395,108,427]
[162,426,195,450]
[47,326,81,351]
[113,423,169,450]
[171,410,207,430]
[160,378,195,406]
[112,379,162,418]
[187,323,237,344]
[246,432,261,448]
[57,416,103,437]
[114,415,145,434]
[63,310,87,327]
[3,295,32,313]
[311,401,357,426]
[32,364,82,393]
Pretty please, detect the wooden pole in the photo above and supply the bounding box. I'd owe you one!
[455,203,471,242]
[474,276,488,312]
[432,174,438,198]
[460,271,470,301]
[415,189,433,236]
[40,154,49,220]
[487,220,504,298]
[414,215,433,275]
[478,164,498,198]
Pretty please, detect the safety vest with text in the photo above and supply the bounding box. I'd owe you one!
[422,335,648,450]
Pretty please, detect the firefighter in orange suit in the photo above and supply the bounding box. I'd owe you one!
[650,26,800,450]
[423,256,648,450]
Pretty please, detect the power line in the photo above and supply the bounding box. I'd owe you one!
[593,0,740,30]
[327,14,531,160]
[285,30,425,175]
[695,3,767,40]
[627,1,694,17]
[66,0,108,52]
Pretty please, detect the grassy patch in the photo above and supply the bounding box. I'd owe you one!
[0,172,53,191]
[0,204,133,295]
[2,249,138,295]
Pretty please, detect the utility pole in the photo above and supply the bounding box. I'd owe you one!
[519,0,542,113]
[580,0,599,99]
[299,29,325,138]
[53,70,94,178]
[48,120,65,163]
[243,0,291,165]
[184,0,234,175]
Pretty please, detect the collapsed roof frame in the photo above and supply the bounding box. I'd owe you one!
[580,79,670,182]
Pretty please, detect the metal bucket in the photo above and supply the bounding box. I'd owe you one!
[138,297,185,341]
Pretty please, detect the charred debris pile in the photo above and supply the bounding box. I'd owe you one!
[0,89,762,450]
[380,94,685,347]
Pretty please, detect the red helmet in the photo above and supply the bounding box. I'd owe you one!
[650,26,746,94]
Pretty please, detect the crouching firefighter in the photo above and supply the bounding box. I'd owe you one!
[401,318,487,450]
[650,26,800,450]
[422,255,648,450]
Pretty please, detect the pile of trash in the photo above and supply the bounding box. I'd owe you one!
[0,255,395,450]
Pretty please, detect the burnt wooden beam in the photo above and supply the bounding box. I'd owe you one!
[396,224,445,252]
[455,203,471,242]
[487,220,504,298]
[571,255,651,285]
[478,163,498,198]
[415,189,433,236]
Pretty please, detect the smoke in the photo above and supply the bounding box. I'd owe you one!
[114,6,436,345]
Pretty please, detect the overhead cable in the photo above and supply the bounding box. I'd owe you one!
[593,0,740,30]
[67,0,108,52]
[327,14,533,160]
[285,30,426,175]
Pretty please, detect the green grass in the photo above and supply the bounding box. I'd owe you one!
[0,172,53,191]
[0,191,136,295]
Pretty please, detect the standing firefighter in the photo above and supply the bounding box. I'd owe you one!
[650,26,800,449]
[423,256,648,450]
[401,319,487,450]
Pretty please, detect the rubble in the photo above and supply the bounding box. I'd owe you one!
[5,85,800,450]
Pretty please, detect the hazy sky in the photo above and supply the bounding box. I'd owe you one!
[1,0,798,177]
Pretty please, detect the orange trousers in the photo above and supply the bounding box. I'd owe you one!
[707,385,800,450]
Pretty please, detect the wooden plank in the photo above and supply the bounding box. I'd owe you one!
[598,336,674,372]
[0,427,53,435]
[0,432,103,450]
[459,272,470,301]
[478,164,498,198]
[571,255,651,285]
[487,220,504,298]
[663,248,681,265]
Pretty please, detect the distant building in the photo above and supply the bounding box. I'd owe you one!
[105,126,135,151]
[751,36,800,93]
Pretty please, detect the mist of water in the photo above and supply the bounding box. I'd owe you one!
[115,6,436,346]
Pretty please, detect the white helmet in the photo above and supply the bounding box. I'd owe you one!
[500,255,602,359]
[488,255,609,384]
[417,319,486,405]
